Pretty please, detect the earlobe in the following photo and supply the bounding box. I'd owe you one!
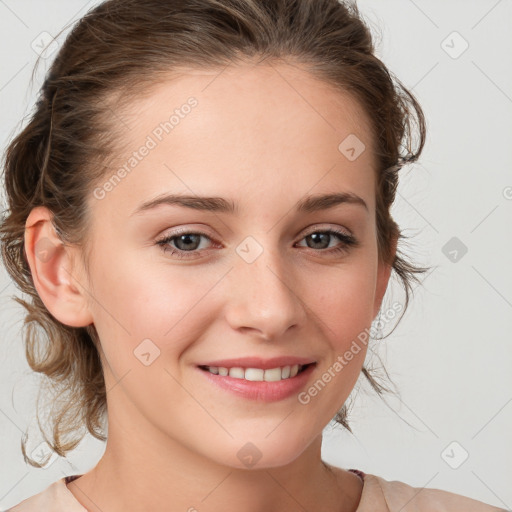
[24,206,93,328]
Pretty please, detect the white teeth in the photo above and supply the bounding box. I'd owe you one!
[229,367,245,379]
[245,368,264,381]
[204,364,309,381]
[263,367,282,382]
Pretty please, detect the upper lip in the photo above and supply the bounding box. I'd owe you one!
[197,356,316,370]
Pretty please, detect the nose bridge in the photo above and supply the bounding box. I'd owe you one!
[225,234,304,339]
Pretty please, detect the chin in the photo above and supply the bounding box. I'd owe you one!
[207,432,315,471]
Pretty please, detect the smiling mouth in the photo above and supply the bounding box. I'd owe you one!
[198,363,315,382]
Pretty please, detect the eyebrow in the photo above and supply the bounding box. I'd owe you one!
[131,191,368,217]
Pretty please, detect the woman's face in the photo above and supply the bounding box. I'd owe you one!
[78,61,393,468]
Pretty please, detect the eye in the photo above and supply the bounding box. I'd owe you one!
[156,227,358,260]
[156,230,215,259]
[295,228,358,256]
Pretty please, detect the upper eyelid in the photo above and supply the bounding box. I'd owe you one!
[160,224,353,241]
[301,224,352,236]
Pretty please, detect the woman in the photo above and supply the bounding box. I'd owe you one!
[0,0,506,510]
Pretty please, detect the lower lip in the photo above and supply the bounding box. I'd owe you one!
[197,364,316,402]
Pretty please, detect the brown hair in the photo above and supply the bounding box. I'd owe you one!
[0,0,428,467]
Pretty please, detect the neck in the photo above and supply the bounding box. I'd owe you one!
[66,397,363,512]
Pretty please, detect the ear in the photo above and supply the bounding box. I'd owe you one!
[24,206,93,328]
[373,232,398,318]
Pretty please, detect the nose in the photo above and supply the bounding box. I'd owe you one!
[223,241,307,341]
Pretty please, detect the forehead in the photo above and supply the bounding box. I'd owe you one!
[125,60,375,152]
[92,61,377,216]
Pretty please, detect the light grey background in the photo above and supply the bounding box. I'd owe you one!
[0,0,511,510]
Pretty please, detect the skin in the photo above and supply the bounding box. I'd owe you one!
[24,60,396,512]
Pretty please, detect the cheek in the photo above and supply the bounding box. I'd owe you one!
[312,258,378,341]
[308,258,377,396]
[87,254,226,369]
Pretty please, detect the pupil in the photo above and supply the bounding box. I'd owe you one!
[309,233,328,249]
[177,234,199,250]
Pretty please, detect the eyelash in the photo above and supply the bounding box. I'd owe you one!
[155,228,358,260]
